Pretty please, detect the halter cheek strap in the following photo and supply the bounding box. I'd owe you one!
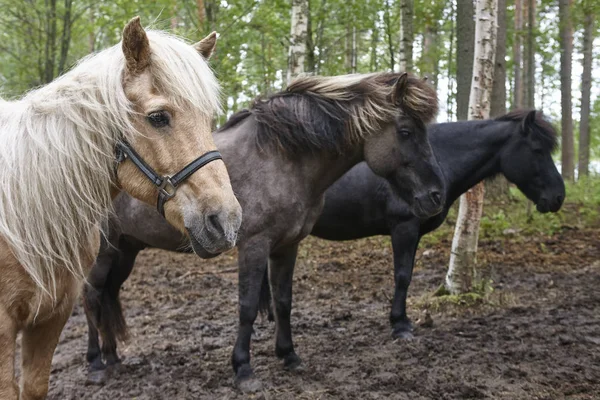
[115,141,222,217]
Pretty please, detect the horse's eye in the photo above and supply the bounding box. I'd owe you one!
[399,129,411,138]
[147,111,171,128]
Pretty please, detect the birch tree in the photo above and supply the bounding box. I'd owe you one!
[559,0,574,181]
[445,0,497,295]
[287,0,309,84]
[399,0,413,71]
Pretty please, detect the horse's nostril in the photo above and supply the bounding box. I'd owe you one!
[206,213,224,235]
[556,195,564,204]
[429,190,442,207]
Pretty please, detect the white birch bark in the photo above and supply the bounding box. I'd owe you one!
[287,0,308,84]
[446,0,497,295]
[399,0,413,72]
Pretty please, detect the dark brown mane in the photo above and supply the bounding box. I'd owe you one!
[217,72,439,156]
[496,109,558,151]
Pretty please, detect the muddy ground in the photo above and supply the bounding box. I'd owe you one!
[46,227,600,399]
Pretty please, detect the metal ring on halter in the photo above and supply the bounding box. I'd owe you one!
[115,140,223,217]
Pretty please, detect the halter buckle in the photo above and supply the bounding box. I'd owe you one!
[158,176,177,199]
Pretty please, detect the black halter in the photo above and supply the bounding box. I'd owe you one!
[115,141,222,217]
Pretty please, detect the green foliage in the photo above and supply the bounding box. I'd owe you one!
[0,0,597,159]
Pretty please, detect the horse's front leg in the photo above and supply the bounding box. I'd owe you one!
[232,238,270,393]
[389,223,420,340]
[19,296,74,400]
[0,305,18,400]
[83,233,120,384]
[269,243,302,370]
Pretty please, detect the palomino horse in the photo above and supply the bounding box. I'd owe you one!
[0,18,241,400]
[82,72,443,390]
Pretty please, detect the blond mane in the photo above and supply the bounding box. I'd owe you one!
[0,30,220,301]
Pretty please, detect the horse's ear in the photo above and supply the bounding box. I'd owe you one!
[122,17,151,75]
[522,110,537,135]
[391,72,409,105]
[194,32,218,59]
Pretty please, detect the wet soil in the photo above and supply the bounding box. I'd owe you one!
[47,227,600,399]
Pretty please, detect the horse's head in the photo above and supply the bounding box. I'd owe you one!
[500,110,565,213]
[117,18,242,256]
[363,73,445,218]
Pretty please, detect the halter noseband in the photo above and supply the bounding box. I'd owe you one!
[115,141,222,217]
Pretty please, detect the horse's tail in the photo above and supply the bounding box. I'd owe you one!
[258,265,274,322]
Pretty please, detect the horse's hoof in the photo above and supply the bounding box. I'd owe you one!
[235,364,263,393]
[85,369,108,386]
[392,329,414,341]
[283,353,303,371]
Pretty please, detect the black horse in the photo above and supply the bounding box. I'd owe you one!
[308,109,565,339]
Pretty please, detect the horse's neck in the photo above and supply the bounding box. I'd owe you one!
[304,149,363,198]
[435,120,514,205]
[214,115,363,200]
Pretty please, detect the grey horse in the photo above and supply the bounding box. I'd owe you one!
[83,72,443,391]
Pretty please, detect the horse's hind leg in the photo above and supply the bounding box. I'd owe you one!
[19,299,73,400]
[269,244,302,370]
[0,306,18,400]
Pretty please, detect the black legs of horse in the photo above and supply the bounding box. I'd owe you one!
[269,244,301,369]
[84,236,143,384]
[232,240,270,391]
[388,222,421,339]
[232,242,302,391]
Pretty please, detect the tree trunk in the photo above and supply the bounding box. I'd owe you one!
[288,0,309,83]
[456,0,474,121]
[196,0,206,30]
[490,0,506,117]
[306,0,315,73]
[399,0,413,71]
[57,0,72,75]
[578,10,593,178]
[447,0,455,121]
[370,27,379,72]
[446,0,497,295]
[205,0,217,32]
[523,0,535,108]
[487,0,508,199]
[421,23,438,88]
[351,25,357,73]
[559,0,574,181]
[345,23,356,73]
[43,0,58,84]
[513,0,523,109]
[384,0,395,70]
